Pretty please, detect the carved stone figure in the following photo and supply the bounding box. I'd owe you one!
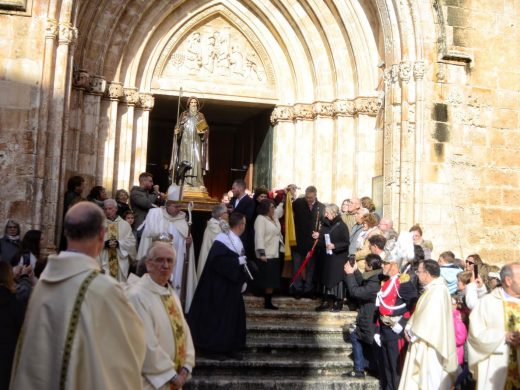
[170,97,209,188]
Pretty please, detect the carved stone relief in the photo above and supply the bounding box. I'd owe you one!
[163,16,267,85]
[293,104,314,120]
[105,82,124,100]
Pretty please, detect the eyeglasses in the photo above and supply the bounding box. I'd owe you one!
[465,260,474,265]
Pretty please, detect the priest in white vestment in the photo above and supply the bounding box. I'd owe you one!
[197,203,229,279]
[127,242,195,390]
[98,199,136,281]
[399,260,459,390]
[10,202,146,390]
[137,198,197,312]
[468,262,520,390]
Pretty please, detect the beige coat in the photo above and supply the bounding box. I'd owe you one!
[254,214,283,259]
[10,251,146,390]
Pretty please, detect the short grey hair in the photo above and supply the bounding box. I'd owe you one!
[324,203,340,218]
[357,207,369,216]
[103,198,117,208]
[212,203,228,219]
[147,241,176,261]
[500,263,520,283]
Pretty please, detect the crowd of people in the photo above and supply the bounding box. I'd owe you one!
[0,172,518,390]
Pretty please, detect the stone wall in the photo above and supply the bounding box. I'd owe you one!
[423,0,520,262]
[0,0,46,232]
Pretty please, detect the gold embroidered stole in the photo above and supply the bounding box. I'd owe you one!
[160,294,187,372]
[504,299,520,389]
[107,222,119,278]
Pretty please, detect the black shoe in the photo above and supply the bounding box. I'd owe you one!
[264,302,279,310]
[315,301,329,312]
[293,291,302,300]
[226,351,243,360]
[341,370,365,378]
[303,291,316,299]
[330,301,343,312]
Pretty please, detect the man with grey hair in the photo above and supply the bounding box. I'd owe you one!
[197,203,229,278]
[343,197,361,234]
[127,242,195,390]
[10,202,146,390]
[468,262,520,390]
[349,207,369,256]
[98,198,136,281]
[378,217,398,241]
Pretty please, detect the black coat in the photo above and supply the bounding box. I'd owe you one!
[229,195,256,258]
[345,269,382,344]
[292,198,325,255]
[187,240,247,353]
[0,286,25,390]
[0,237,20,266]
[316,216,349,289]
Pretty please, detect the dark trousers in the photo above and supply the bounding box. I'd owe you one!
[291,250,315,293]
[379,325,404,390]
[351,330,379,373]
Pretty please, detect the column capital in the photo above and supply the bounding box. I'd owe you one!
[312,101,334,118]
[104,82,124,101]
[399,61,412,83]
[270,105,294,124]
[333,99,356,117]
[293,103,314,120]
[45,18,58,40]
[138,93,155,111]
[58,23,77,46]
[413,61,425,80]
[89,75,106,95]
[123,87,139,106]
[72,69,90,90]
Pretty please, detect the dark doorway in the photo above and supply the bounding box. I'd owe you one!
[147,95,274,198]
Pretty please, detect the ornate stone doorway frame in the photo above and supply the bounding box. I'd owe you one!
[35,0,436,245]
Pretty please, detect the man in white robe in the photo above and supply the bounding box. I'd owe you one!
[98,198,136,281]
[197,203,229,279]
[399,259,459,390]
[10,202,146,390]
[127,242,195,390]
[137,199,197,312]
[468,262,520,390]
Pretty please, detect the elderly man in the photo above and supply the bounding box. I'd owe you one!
[127,242,195,390]
[399,260,458,389]
[291,185,325,298]
[10,202,145,389]
[188,212,249,360]
[137,196,197,312]
[197,203,229,278]
[342,197,361,234]
[379,217,398,240]
[98,199,136,281]
[130,172,164,230]
[468,262,520,390]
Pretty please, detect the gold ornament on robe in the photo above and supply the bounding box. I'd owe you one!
[504,300,520,389]
[107,223,119,278]
[160,294,187,372]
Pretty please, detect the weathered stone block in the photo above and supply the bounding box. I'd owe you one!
[492,109,518,129]
[447,7,470,27]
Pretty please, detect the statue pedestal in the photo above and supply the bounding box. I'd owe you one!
[181,185,220,211]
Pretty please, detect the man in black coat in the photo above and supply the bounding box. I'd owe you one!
[343,254,383,378]
[291,186,324,298]
[228,179,255,260]
[187,212,248,360]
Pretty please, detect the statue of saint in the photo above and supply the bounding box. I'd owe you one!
[170,96,209,188]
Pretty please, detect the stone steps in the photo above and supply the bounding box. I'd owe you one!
[184,295,378,390]
[185,376,379,390]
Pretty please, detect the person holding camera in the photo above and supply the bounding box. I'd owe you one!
[343,254,383,378]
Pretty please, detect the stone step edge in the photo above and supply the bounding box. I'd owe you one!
[195,356,354,366]
[247,323,348,332]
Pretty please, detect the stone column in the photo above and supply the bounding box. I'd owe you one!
[398,61,414,231]
[33,18,58,230]
[354,97,379,198]
[313,102,335,201]
[383,64,402,223]
[69,69,90,174]
[270,105,295,189]
[117,87,139,191]
[413,61,426,224]
[333,99,356,201]
[78,75,105,186]
[47,21,77,245]
[133,93,155,185]
[292,104,315,188]
[101,82,124,195]
[89,76,107,186]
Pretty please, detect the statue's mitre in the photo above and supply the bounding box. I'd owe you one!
[151,232,174,243]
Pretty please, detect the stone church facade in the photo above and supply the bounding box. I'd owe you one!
[0,0,518,262]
